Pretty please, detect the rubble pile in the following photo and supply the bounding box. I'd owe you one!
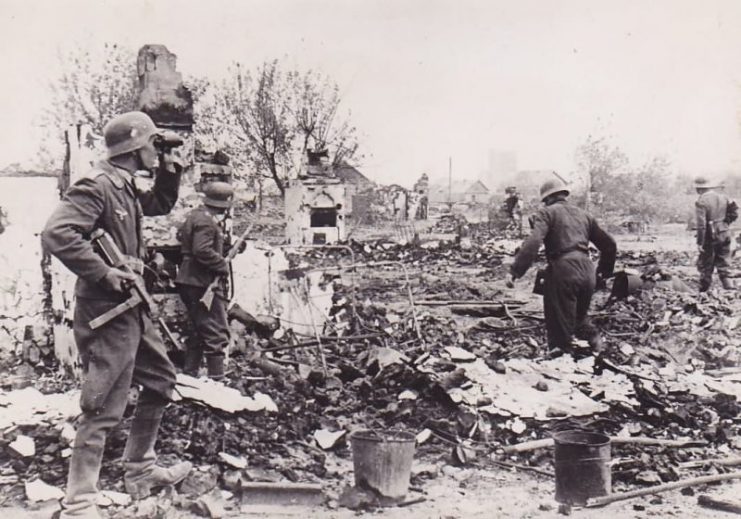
[0,234,740,514]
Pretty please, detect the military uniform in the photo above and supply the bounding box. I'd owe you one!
[696,189,732,291]
[176,205,230,377]
[42,112,190,519]
[511,198,616,352]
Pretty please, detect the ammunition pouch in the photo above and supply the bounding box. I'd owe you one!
[709,220,730,244]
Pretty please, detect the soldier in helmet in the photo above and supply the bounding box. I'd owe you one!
[176,181,235,379]
[503,186,523,236]
[507,176,616,354]
[694,176,735,291]
[41,111,191,518]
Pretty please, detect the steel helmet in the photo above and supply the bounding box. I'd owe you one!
[539,177,570,201]
[203,181,234,209]
[103,111,161,158]
[694,176,722,190]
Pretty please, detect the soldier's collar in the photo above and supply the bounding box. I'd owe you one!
[98,160,135,190]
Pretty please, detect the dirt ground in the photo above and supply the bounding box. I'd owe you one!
[6,468,741,519]
[3,223,739,519]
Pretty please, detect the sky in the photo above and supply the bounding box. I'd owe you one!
[1,0,740,188]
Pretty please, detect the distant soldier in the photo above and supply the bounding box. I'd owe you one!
[507,178,616,354]
[176,181,235,379]
[694,177,737,291]
[503,186,523,236]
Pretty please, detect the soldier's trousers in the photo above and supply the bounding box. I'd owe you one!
[64,298,176,513]
[178,284,230,358]
[697,239,732,290]
[543,252,599,351]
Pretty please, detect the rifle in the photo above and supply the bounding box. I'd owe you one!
[88,229,182,350]
[199,223,254,311]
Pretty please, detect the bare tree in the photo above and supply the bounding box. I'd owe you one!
[575,135,629,211]
[214,59,361,196]
[39,43,139,167]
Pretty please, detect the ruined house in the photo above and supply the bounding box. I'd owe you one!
[285,172,348,245]
[46,44,331,368]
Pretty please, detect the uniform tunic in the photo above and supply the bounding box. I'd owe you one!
[175,206,230,359]
[695,190,732,290]
[511,199,616,351]
[42,159,181,409]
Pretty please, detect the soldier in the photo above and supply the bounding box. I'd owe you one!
[695,177,735,291]
[176,181,234,379]
[41,111,191,518]
[504,186,523,235]
[507,177,616,354]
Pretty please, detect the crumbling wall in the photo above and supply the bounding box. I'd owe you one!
[137,44,193,129]
[231,244,332,338]
[285,179,347,245]
[0,177,59,352]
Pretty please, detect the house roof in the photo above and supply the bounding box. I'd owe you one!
[465,180,490,194]
[334,164,373,186]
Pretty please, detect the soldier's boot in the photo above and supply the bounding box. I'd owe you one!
[123,403,192,500]
[59,445,105,519]
[183,344,204,377]
[206,354,225,381]
[588,333,606,354]
[721,277,736,290]
[699,277,712,292]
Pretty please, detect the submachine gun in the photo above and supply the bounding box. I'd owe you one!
[199,223,254,311]
[88,229,181,350]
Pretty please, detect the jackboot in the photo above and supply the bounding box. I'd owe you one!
[721,277,736,290]
[588,333,605,354]
[183,344,204,377]
[206,354,225,380]
[59,445,105,519]
[699,278,712,292]
[123,402,192,500]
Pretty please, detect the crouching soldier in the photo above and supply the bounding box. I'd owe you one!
[507,177,617,354]
[176,181,234,379]
[41,112,192,518]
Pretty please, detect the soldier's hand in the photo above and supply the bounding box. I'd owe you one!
[159,151,183,175]
[102,268,137,293]
[697,245,705,254]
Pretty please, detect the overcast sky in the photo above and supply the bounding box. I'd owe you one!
[1,0,740,187]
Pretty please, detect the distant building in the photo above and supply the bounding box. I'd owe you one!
[334,163,374,190]
[428,179,491,207]
[333,163,374,222]
[464,180,490,204]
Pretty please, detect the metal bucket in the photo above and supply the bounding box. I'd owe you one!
[350,429,416,501]
[553,430,611,505]
[611,271,643,299]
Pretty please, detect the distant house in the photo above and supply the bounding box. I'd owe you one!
[464,180,490,204]
[334,164,374,190]
[333,163,374,221]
